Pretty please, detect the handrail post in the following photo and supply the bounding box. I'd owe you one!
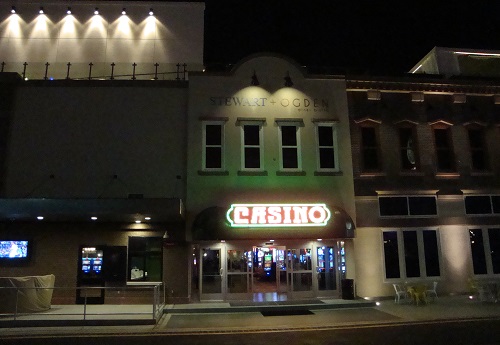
[14,288,19,320]
[83,291,87,320]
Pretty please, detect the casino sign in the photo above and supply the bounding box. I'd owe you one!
[226,204,331,228]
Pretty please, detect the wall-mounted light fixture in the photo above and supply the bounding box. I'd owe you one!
[94,7,99,15]
[149,8,154,16]
[121,8,127,15]
[39,7,44,14]
[11,6,16,14]
[284,71,293,87]
[66,7,71,15]
[251,70,259,86]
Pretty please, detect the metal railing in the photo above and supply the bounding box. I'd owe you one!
[0,283,165,324]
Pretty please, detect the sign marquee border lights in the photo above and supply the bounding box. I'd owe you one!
[226,203,331,228]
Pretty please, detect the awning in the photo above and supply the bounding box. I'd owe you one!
[0,198,184,223]
[192,205,355,241]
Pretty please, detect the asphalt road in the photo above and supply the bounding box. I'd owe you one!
[4,319,500,345]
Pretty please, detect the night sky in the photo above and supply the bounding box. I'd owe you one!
[203,1,500,75]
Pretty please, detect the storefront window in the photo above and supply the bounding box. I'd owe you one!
[128,236,162,283]
[383,229,441,280]
[469,228,500,276]
[383,231,400,279]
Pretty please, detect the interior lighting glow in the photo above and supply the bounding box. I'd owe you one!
[94,8,99,15]
[39,7,44,14]
[454,51,500,57]
[66,7,71,15]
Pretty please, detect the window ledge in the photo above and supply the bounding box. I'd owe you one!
[126,281,162,286]
[399,171,425,177]
[359,172,386,178]
[314,171,343,176]
[198,170,229,176]
[435,172,460,179]
[237,170,268,176]
[276,171,306,176]
[470,171,495,177]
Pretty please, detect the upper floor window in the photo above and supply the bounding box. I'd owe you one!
[433,127,456,172]
[382,229,441,280]
[315,122,339,171]
[379,196,437,217]
[202,121,225,171]
[399,127,419,171]
[469,228,500,275]
[277,121,302,171]
[360,126,380,172]
[465,195,500,215]
[240,121,264,171]
[467,127,489,171]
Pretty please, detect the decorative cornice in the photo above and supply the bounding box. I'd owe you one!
[346,78,500,95]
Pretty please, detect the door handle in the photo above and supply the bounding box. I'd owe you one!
[219,268,223,276]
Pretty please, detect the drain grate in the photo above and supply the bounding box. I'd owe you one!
[261,309,314,317]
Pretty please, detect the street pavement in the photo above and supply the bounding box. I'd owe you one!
[1,295,500,339]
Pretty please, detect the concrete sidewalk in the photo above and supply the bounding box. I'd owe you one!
[0,295,499,338]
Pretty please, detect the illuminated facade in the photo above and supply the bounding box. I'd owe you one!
[347,56,500,297]
[186,55,356,301]
[1,3,499,305]
[0,1,204,80]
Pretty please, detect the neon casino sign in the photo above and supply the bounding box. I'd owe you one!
[226,204,331,228]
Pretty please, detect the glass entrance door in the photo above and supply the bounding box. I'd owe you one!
[316,245,337,294]
[287,247,314,298]
[200,246,225,300]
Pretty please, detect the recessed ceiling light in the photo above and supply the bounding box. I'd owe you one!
[144,217,151,220]
[91,216,97,221]
[39,7,44,14]
[66,7,71,15]
[11,6,16,14]
[135,220,141,224]
[122,8,126,15]
[94,7,99,15]
[149,8,154,16]
[37,216,44,220]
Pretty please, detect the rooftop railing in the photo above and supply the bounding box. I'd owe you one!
[0,61,189,81]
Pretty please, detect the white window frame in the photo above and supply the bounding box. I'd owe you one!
[464,195,500,216]
[381,228,442,282]
[202,120,225,171]
[277,121,302,171]
[468,226,500,277]
[239,120,264,171]
[315,122,339,172]
[378,195,438,218]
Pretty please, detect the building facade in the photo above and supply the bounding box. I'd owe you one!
[186,55,356,301]
[347,72,500,298]
[1,2,499,304]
